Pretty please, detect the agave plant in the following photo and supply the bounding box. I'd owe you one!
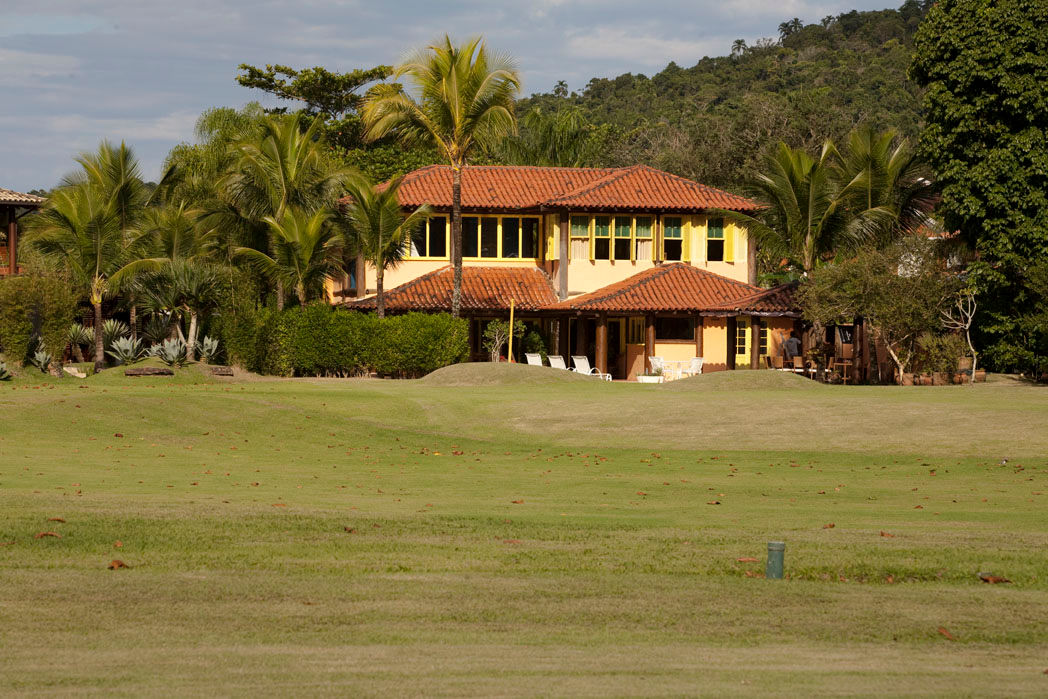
[156,338,187,367]
[30,349,53,373]
[198,336,219,364]
[102,319,131,352]
[67,323,91,363]
[141,313,172,347]
[0,361,11,381]
[106,336,145,366]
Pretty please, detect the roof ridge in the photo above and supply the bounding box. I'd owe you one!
[543,167,634,205]
[625,164,759,207]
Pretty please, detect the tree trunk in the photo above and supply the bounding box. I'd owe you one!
[186,310,198,361]
[72,343,85,363]
[276,279,285,311]
[376,265,385,319]
[92,301,104,373]
[451,162,463,318]
[967,329,977,386]
[129,299,137,341]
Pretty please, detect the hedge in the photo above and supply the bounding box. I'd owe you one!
[213,305,469,377]
[0,274,78,366]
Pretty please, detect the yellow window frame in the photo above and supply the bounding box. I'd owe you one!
[409,215,450,259]
[461,215,542,261]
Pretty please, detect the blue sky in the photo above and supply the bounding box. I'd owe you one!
[3,0,899,190]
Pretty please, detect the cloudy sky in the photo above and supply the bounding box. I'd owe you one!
[3,0,897,191]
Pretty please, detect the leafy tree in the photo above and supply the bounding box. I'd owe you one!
[138,260,221,360]
[502,106,599,167]
[236,63,391,117]
[339,176,431,318]
[363,35,521,317]
[911,0,1048,373]
[0,273,78,374]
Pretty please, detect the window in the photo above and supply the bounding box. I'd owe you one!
[627,317,644,344]
[502,217,519,258]
[521,219,538,258]
[635,217,653,261]
[735,320,748,356]
[463,217,479,257]
[707,218,725,262]
[410,216,448,258]
[593,216,611,260]
[480,218,498,257]
[570,216,590,237]
[613,217,632,260]
[656,317,694,341]
[663,216,683,261]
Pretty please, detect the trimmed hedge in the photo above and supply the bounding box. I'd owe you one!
[0,274,78,366]
[213,305,469,377]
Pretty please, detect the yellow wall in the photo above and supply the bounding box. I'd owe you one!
[701,318,729,372]
[653,342,696,363]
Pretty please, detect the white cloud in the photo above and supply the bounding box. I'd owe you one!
[0,48,81,86]
[565,26,724,67]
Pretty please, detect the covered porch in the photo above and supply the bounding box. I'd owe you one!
[1,188,46,276]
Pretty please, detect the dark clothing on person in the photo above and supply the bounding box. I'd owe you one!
[784,336,802,359]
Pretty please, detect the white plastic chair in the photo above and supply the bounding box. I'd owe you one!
[648,355,666,378]
[547,355,569,370]
[680,356,704,378]
[525,353,544,367]
[571,355,612,381]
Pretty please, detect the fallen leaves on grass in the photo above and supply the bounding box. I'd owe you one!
[34,532,61,539]
[914,505,924,509]
[344,527,356,533]
[47,517,66,523]
[937,626,956,641]
[114,540,123,548]
[511,499,524,504]
[502,539,522,544]
[744,570,764,578]
[823,523,836,529]
[736,557,759,563]
[880,531,895,538]
[978,573,1011,584]
[107,560,129,570]
[706,500,721,505]
[271,503,286,507]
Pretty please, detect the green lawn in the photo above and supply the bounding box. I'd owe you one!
[2,363,1047,695]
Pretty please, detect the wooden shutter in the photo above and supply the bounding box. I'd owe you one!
[724,221,735,262]
[681,217,691,262]
[546,214,558,261]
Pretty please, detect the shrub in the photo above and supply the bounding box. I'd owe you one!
[0,274,78,366]
[68,323,91,361]
[141,314,171,346]
[106,336,145,366]
[30,349,53,373]
[102,319,130,352]
[198,336,220,364]
[0,361,11,381]
[156,338,188,367]
[917,333,968,374]
[482,319,525,362]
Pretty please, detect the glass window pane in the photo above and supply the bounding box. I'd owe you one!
[463,217,479,257]
[428,216,446,257]
[570,216,590,236]
[501,217,519,258]
[664,217,682,239]
[411,223,426,257]
[707,218,724,239]
[593,216,610,237]
[635,216,652,238]
[521,219,538,258]
[614,217,632,238]
[594,238,611,260]
[707,239,724,262]
[480,217,498,257]
[664,239,682,261]
[655,317,694,340]
[614,239,631,260]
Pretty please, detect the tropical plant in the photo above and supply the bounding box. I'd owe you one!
[198,336,220,364]
[67,323,91,363]
[0,361,11,381]
[482,319,525,362]
[156,337,188,367]
[102,318,130,351]
[236,208,342,308]
[502,106,597,167]
[141,313,173,346]
[339,176,430,317]
[138,261,221,360]
[106,336,145,365]
[30,349,53,373]
[363,35,521,317]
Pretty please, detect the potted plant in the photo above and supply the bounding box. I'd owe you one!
[636,368,663,384]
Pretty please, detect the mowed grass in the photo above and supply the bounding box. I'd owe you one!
[1,363,1047,696]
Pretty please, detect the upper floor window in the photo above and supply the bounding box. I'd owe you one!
[461,215,540,259]
[593,216,611,260]
[663,217,683,261]
[634,216,653,261]
[579,214,653,262]
[707,218,725,262]
[410,216,448,258]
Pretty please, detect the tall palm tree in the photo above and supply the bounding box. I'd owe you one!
[726,141,894,278]
[340,176,431,318]
[138,260,220,360]
[236,208,343,307]
[834,126,937,245]
[362,36,520,317]
[30,184,146,371]
[219,113,358,308]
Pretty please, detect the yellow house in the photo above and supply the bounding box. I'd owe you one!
[340,164,800,379]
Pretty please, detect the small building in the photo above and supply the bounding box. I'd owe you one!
[339,165,801,379]
[1,187,45,276]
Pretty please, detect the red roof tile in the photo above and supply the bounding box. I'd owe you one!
[548,263,767,313]
[0,187,45,206]
[707,282,801,317]
[364,165,760,213]
[345,265,558,313]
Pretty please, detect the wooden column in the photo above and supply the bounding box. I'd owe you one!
[558,316,570,358]
[747,237,758,286]
[8,215,17,273]
[595,313,608,376]
[695,316,704,358]
[355,256,366,299]
[644,314,655,371]
[558,212,570,300]
[750,317,761,369]
[576,316,588,362]
[727,317,737,370]
[855,318,865,383]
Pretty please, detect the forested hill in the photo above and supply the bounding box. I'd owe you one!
[516,1,933,192]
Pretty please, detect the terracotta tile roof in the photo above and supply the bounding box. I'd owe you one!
[548,263,766,313]
[345,265,558,313]
[361,165,760,213]
[0,187,45,206]
[707,282,802,317]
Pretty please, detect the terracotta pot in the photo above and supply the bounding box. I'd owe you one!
[974,369,987,383]
[900,373,914,386]
[953,373,965,384]
[919,374,933,386]
[932,372,948,386]
[957,356,974,371]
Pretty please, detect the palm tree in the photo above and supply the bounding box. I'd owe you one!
[503,106,595,167]
[30,184,145,371]
[725,141,894,278]
[138,260,220,360]
[236,208,343,307]
[340,176,431,318]
[362,36,520,317]
[219,113,358,308]
[834,126,937,245]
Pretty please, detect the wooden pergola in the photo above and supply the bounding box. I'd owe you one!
[1,187,46,276]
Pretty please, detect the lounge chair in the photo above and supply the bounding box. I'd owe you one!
[525,353,544,367]
[571,355,612,381]
[648,355,666,376]
[547,355,569,370]
[680,356,704,378]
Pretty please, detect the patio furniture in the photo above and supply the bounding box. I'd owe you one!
[548,355,569,370]
[571,355,612,381]
[648,355,666,378]
[524,353,544,367]
[831,343,855,384]
[680,357,704,378]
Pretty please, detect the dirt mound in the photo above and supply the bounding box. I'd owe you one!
[420,362,595,387]
[663,369,825,392]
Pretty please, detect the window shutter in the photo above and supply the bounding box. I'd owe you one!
[724,221,735,262]
[681,217,691,262]
[546,214,558,261]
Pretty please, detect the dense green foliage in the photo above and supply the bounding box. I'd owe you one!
[911,0,1048,373]
[215,305,468,377]
[0,273,78,368]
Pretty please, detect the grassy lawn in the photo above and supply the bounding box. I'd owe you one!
[1,363,1047,695]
